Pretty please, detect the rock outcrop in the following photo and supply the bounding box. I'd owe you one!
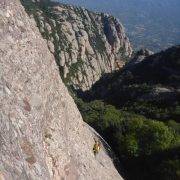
[21,0,132,90]
[125,48,154,68]
[0,0,123,179]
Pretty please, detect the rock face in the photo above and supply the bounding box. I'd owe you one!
[21,0,132,90]
[0,0,123,179]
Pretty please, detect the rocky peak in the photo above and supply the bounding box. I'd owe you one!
[21,0,132,90]
[0,0,123,179]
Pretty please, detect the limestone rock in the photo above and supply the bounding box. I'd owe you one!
[0,0,123,179]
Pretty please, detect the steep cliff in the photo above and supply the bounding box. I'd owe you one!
[21,0,132,90]
[0,0,123,179]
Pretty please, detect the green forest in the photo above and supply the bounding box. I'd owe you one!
[73,46,180,179]
[75,98,180,180]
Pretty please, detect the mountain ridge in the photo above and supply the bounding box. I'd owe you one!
[58,0,180,52]
[21,0,132,90]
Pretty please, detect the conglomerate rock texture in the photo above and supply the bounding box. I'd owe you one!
[0,0,123,179]
[21,0,132,90]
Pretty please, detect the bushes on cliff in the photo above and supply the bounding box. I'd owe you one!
[76,98,180,180]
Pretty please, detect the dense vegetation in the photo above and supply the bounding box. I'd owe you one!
[75,98,180,180]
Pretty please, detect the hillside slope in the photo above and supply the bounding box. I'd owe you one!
[84,45,180,121]
[21,0,132,90]
[0,0,123,179]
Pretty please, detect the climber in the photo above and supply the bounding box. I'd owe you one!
[93,138,101,156]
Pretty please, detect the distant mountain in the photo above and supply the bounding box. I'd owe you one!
[21,0,132,91]
[56,0,180,52]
